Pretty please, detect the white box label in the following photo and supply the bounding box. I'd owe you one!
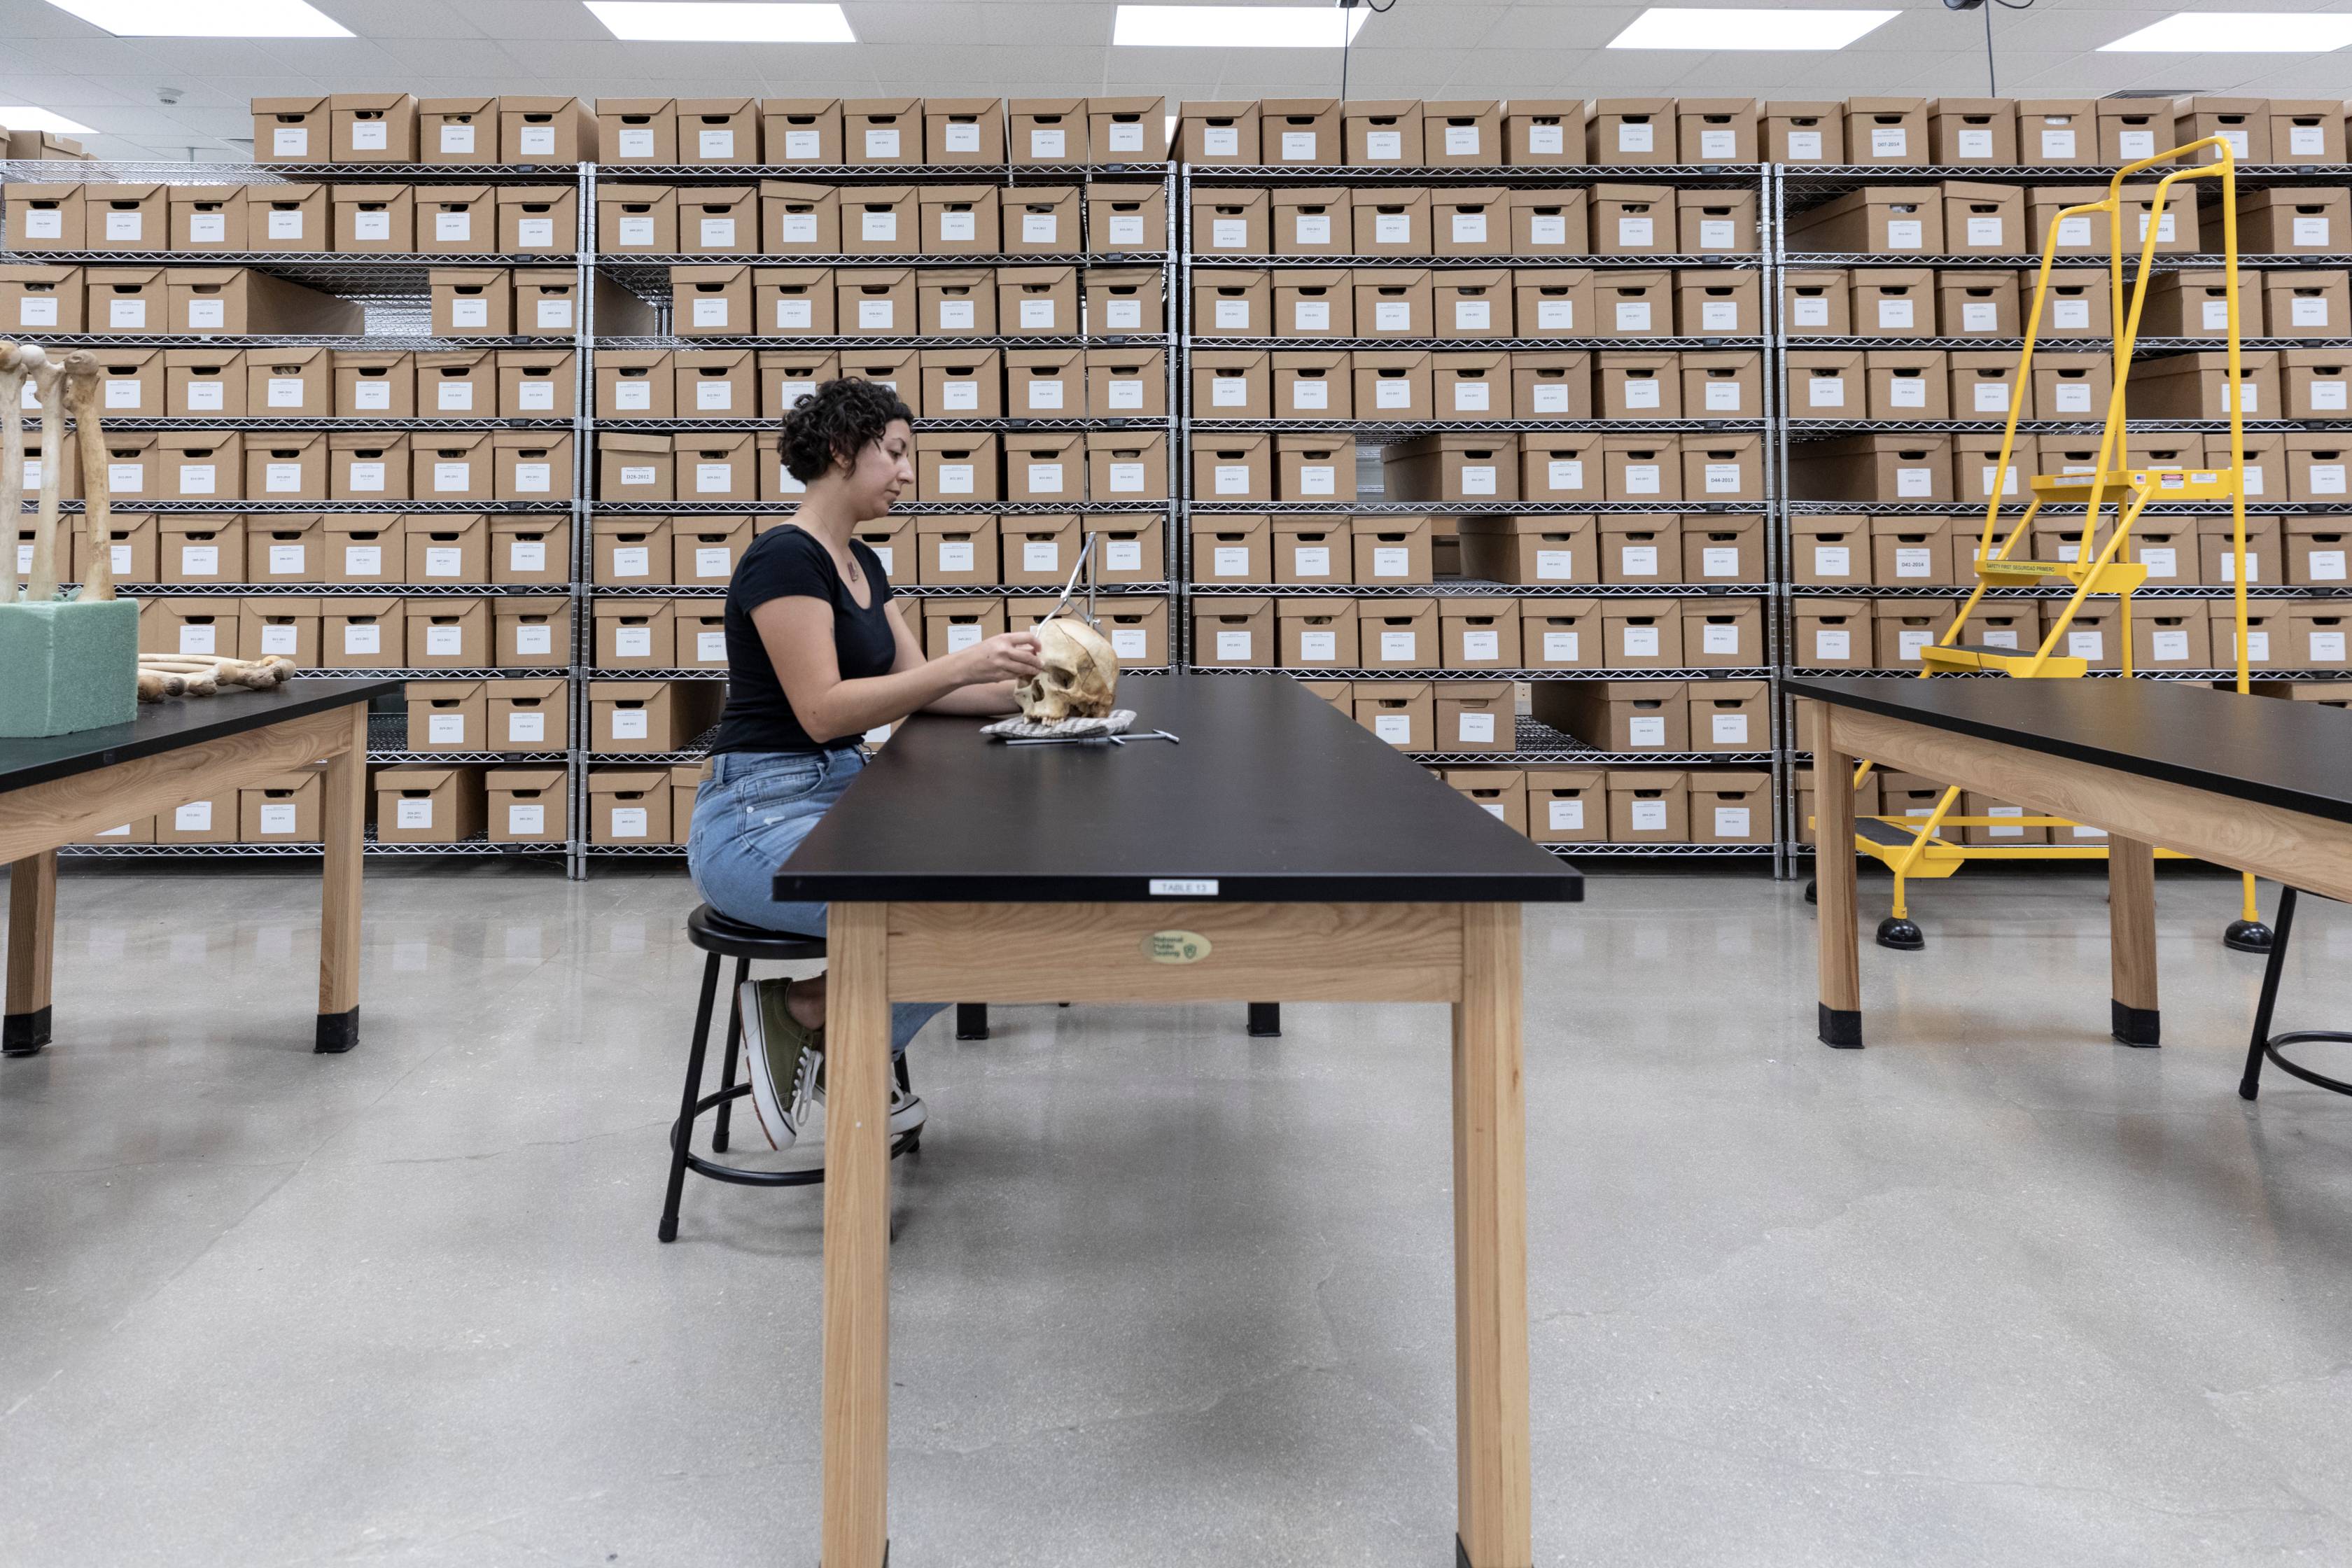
[1548,799,1583,831]
[1813,545,1850,577]
[1460,710,1495,742]
[1617,216,1653,248]
[1894,546,1932,579]
[265,462,302,493]
[1961,302,1999,332]
[177,623,217,654]
[864,128,900,158]
[2066,630,2103,659]
[1974,382,2010,412]
[1786,130,1822,160]
[1109,214,1146,246]
[428,713,466,745]
[1966,216,2003,248]
[612,709,649,740]
[433,461,471,492]
[1704,463,1741,494]
[1280,131,1317,162]
[1455,382,1491,412]
[936,299,974,330]
[258,804,299,835]
[1615,300,1651,331]
[424,545,463,578]
[1622,626,1660,657]
[1216,630,1253,662]
[1023,539,1061,571]
[109,299,147,328]
[1018,299,1055,328]
[1528,214,1567,247]
[1452,213,1488,245]
[1110,629,1147,659]
[507,804,545,836]
[354,211,391,242]
[2150,629,2190,662]
[342,624,382,655]
[2057,216,2094,247]
[2052,299,2090,329]
[273,127,308,156]
[1619,544,1658,577]
[1373,714,1411,744]
[1375,379,1412,410]
[696,462,732,494]
[1714,807,1751,839]
[2316,631,2348,663]
[609,806,647,839]
[1462,629,1500,662]
[1536,300,1574,330]
[699,217,738,249]
[1628,716,1665,748]
[179,544,218,575]
[1630,801,1667,832]
[189,213,226,244]
[1886,220,1922,250]
[859,300,895,329]
[1542,631,1580,662]
[1809,375,1846,409]
[1870,127,1908,158]
[425,626,463,657]
[1530,125,1565,155]
[698,631,727,662]
[1366,130,1401,160]
[1454,299,1491,331]
[174,802,214,832]
[187,301,225,329]
[508,712,547,743]
[1374,300,1411,331]
[1710,713,1749,746]
[1022,212,1058,244]
[1700,219,1735,249]
[1029,127,1065,159]
[614,627,652,658]
[1545,460,1583,491]
[1814,629,1850,660]
[1299,629,1336,662]
[1702,623,1740,655]
[396,799,435,831]
[18,298,56,327]
[1212,218,1247,248]
[517,626,552,654]
[1372,546,1409,578]
[1618,122,1653,153]
[1292,545,1330,578]
[692,298,731,328]
[438,380,475,410]
[1896,465,1933,497]
[1214,298,1251,329]
[268,209,306,241]
[1212,545,1251,577]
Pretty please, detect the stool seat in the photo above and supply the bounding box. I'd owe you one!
[687,903,827,961]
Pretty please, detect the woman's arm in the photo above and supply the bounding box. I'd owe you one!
[885,603,1026,716]
[753,595,1038,743]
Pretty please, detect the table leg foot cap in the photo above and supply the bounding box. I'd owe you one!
[2,1006,51,1056]
[1819,1004,1863,1049]
[2225,919,2275,954]
[315,1007,360,1054]
[1875,916,1924,951]
[2111,1000,2162,1049]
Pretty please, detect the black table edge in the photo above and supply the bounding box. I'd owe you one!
[0,678,400,795]
[771,872,1586,904]
[1785,676,2352,827]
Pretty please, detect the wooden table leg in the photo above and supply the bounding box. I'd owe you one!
[822,899,893,1568]
[2108,836,2160,1047]
[4,850,56,1056]
[1454,902,1531,1568]
[315,704,366,1054]
[1814,709,1863,1049]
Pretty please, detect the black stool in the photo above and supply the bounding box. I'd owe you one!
[2239,887,2352,1101]
[659,904,918,1242]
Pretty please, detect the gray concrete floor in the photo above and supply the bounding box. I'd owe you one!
[4,864,2352,1567]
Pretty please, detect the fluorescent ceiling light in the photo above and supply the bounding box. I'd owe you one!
[1114,4,1366,47]
[584,1,853,41]
[1607,6,1897,50]
[40,0,351,36]
[2101,12,2352,52]
[0,106,95,135]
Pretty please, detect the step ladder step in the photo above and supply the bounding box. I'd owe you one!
[1972,558,2149,594]
[1918,641,2091,676]
[1851,816,1965,876]
[2031,468,2237,502]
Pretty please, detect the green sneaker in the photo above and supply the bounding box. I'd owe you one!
[737,977,822,1149]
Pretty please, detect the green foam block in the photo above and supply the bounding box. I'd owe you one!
[0,598,141,738]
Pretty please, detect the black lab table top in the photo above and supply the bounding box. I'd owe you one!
[1787,676,2352,825]
[0,679,398,795]
[774,672,1586,903]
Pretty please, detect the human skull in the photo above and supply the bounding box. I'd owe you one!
[1016,617,1120,722]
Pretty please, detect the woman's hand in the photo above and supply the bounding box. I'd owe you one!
[955,630,1045,686]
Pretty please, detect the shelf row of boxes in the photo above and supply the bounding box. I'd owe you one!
[1788,348,2348,423]
[1791,596,2352,671]
[220,91,2352,174]
[14,346,579,420]
[1791,768,2106,849]
[1788,183,2352,259]
[599,181,1163,258]
[1784,265,2347,340]
[399,679,570,750]
[71,760,573,847]
[1793,512,2352,588]
[1191,346,1761,421]
[2,264,362,336]
[1188,186,1755,258]
[1193,596,1765,671]
[598,343,1166,419]
[662,262,1154,338]
[1789,430,2352,503]
[1189,512,1765,586]
[13,429,578,502]
[249,94,1170,168]
[1192,267,1757,340]
[885,596,1171,666]
[1434,766,1772,846]
[596,429,1170,505]
[4,182,581,255]
[12,511,568,587]
[594,512,1164,587]
[132,593,571,667]
[1194,431,1765,505]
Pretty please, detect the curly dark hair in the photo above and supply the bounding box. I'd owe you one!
[778,377,916,484]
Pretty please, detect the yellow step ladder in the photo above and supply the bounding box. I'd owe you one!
[1832,137,2266,950]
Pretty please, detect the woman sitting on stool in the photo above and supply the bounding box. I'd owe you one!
[689,377,1042,1149]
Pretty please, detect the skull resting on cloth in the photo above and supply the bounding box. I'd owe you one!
[1015,617,1120,722]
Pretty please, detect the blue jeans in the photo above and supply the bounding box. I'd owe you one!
[687,748,945,1057]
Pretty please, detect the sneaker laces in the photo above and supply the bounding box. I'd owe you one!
[788,1043,822,1132]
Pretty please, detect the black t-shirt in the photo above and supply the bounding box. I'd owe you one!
[711,525,899,755]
